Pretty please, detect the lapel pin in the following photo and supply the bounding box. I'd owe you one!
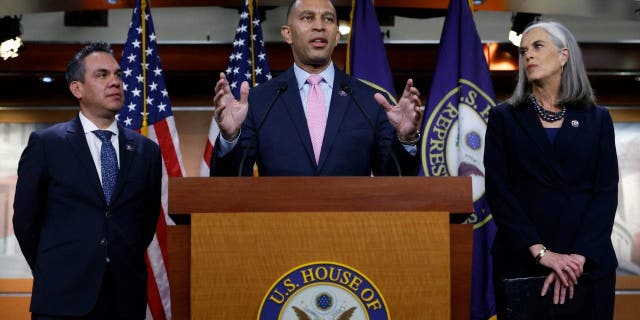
[339,90,348,97]
[126,144,134,151]
[571,120,579,128]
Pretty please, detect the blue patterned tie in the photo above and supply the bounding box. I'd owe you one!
[93,130,118,204]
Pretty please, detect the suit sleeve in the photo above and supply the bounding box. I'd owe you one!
[210,92,258,177]
[484,107,542,252]
[142,144,163,248]
[571,109,619,267]
[13,132,48,271]
[372,93,419,176]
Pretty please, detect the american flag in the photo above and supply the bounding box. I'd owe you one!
[199,0,272,176]
[117,0,185,319]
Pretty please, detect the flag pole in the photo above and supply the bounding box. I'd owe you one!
[141,0,149,136]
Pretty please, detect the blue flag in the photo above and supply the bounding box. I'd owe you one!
[346,0,396,103]
[419,0,497,319]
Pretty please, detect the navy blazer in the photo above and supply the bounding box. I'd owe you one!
[13,116,162,317]
[484,101,619,277]
[211,65,418,176]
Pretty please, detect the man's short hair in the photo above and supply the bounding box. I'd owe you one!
[65,41,113,84]
[286,0,336,22]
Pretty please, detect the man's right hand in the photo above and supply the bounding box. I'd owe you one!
[213,72,250,140]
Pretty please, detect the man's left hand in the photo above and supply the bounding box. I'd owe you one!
[374,78,423,140]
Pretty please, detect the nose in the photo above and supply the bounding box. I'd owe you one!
[109,74,122,88]
[311,17,324,31]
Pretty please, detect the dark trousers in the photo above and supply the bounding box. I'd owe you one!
[32,267,123,320]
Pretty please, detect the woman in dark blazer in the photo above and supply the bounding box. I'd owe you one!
[485,21,619,319]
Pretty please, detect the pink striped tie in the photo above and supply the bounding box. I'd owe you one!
[306,74,326,164]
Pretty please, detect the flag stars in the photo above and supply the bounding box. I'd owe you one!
[161,89,169,97]
[266,74,272,80]
[157,102,167,112]
[233,67,240,74]
[124,117,133,127]
[123,68,133,77]
[136,75,144,83]
[255,67,262,75]
[258,53,266,61]
[131,88,141,97]
[230,81,237,89]
[127,53,137,63]
[146,47,154,56]
[235,52,243,60]
[240,11,249,20]
[153,67,162,76]
[225,67,232,75]
[253,19,260,26]
[127,102,137,112]
[123,83,128,91]
[237,25,248,33]
[132,39,141,48]
[233,39,245,47]
[149,33,157,42]
[244,72,251,79]
[149,82,158,91]
[136,26,143,34]
[146,97,154,106]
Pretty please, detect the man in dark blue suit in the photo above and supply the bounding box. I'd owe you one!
[13,42,162,319]
[210,0,423,176]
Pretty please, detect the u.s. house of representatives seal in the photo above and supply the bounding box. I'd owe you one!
[421,79,494,204]
[257,261,390,320]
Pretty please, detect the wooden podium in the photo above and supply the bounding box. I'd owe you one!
[167,177,473,319]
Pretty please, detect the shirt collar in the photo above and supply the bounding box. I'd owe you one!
[79,111,118,136]
[293,62,335,91]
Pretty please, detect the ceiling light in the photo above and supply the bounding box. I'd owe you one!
[0,15,23,60]
[509,12,540,46]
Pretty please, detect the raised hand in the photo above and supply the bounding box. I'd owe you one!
[212,72,250,140]
[374,78,423,139]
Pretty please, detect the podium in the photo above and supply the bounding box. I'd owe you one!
[167,177,473,319]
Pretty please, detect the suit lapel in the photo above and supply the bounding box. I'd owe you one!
[511,105,566,180]
[65,117,106,203]
[280,68,318,167]
[111,126,136,203]
[554,107,586,164]
[317,67,350,170]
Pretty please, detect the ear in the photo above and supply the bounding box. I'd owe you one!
[69,81,82,99]
[559,47,569,67]
[333,27,340,46]
[281,25,293,45]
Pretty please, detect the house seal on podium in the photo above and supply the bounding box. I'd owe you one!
[257,261,390,320]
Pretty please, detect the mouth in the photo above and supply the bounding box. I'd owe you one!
[310,37,328,48]
[526,64,538,70]
[106,93,123,100]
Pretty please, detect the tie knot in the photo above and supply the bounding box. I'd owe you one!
[93,130,113,142]
[307,74,323,86]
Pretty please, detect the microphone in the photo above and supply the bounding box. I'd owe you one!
[340,82,402,176]
[238,81,288,176]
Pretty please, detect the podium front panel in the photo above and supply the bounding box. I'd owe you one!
[191,211,450,319]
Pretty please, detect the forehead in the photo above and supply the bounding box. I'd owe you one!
[291,0,336,15]
[521,27,551,46]
[83,52,119,70]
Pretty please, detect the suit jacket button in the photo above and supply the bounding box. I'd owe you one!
[100,238,108,246]
[105,210,111,218]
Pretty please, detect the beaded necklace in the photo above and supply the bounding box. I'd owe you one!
[531,95,566,122]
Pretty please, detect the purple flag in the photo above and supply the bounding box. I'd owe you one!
[419,0,497,319]
[347,0,396,102]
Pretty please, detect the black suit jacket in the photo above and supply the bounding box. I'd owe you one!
[13,116,162,318]
[211,65,418,176]
[484,101,619,278]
